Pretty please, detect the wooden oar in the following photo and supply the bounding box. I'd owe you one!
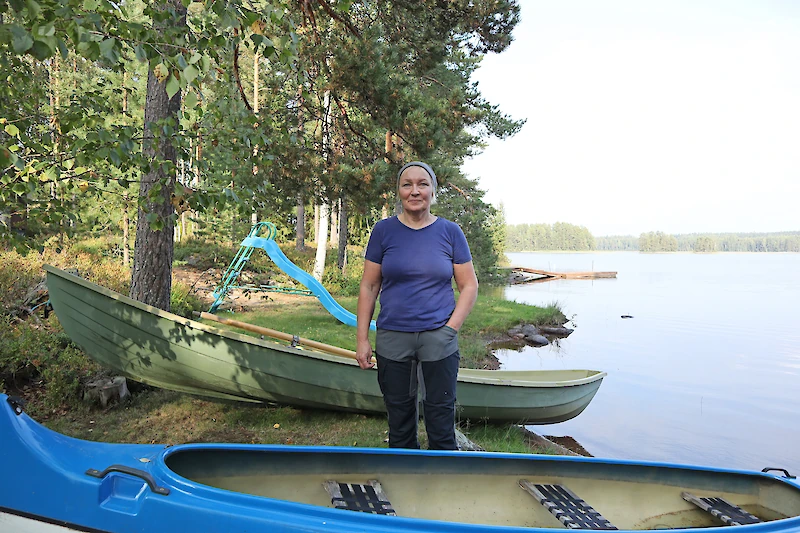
[193,311,373,363]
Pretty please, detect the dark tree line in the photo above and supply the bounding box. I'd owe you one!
[595,231,800,253]
[508,225,800,253]
[506,222,595,251]
[638,231,678,252]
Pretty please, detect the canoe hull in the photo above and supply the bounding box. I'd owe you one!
[0,511,88,533]
[2,394,800,533]
[44,265,605,424]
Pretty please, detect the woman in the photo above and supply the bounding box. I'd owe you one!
[356,161,479,450]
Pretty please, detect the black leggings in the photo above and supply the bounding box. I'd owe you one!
[376,352,459,450]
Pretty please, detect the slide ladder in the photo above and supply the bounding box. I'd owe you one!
[209,222,376,331]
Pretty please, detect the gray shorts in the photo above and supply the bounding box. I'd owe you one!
[376,325,459,362]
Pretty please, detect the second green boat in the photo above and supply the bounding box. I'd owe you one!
[44,265,606,424]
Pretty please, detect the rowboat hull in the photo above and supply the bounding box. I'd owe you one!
[2,394,799,533]
[44,265,605,424]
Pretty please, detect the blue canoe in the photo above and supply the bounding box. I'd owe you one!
[2,394,800,533]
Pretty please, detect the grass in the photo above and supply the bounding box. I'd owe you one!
[40,388,551,453]
[211,292,564,370]
[41,389,393,447]
[2,236,571,455]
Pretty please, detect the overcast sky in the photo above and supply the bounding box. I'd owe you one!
[461,0,800,237]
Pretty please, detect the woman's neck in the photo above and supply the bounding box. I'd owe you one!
[399,211,436,229]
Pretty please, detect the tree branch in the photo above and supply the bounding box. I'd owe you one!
[232,34,254,113]
[331,93,373,148]
[448,182,471,201]
[315,0,361,38]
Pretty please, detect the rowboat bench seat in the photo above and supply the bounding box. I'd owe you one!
[682,491,762,526]
[519,480,618,530]
[323,480,396,516]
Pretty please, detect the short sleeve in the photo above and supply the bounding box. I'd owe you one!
[364,221,385,264]
[451,223,472,264]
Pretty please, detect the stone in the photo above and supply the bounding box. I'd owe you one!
[507,324,550,346]
[539,326,574,336]
[525,334,549,346]
[84,376,130,407]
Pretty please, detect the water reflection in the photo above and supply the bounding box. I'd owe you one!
[493,252,800,473]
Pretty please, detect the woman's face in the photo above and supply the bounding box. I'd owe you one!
[398,166,434,215]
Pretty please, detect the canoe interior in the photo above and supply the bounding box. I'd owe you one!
[166,449,800,530]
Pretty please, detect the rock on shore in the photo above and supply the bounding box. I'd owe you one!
[506,324,574,347]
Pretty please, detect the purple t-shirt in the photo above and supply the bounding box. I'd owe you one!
[365,216,472,332]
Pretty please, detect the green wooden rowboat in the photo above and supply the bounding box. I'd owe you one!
[44,265,606,424]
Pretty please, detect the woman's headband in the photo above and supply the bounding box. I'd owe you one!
[397,161,438,191]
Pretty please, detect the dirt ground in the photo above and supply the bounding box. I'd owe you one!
[173,266,304,312]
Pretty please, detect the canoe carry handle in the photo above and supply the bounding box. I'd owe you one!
[86,465,171,495]
[7,396,26,415]
[761,467,795,479]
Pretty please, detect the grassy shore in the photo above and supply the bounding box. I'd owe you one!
[1,239,570,455]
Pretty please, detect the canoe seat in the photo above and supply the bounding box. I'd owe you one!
[519,481,617,530]
[323,480,396,516]
[682,491,761,526]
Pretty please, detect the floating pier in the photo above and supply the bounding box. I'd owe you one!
[510,267,617,284]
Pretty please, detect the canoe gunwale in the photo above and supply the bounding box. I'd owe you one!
[151,442,800,532]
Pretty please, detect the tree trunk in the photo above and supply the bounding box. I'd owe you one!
[50,54,63,242]
[122,72,131,265]
[253,52,259,114]
[296,194,305,250]
[337,195,347,271]
[330,200,339,247]
[122,192,130,267]
[130,0,186,311]
[312,89,333,282]
[314,204,319,242]
[312,203,329,282]
[383,130,392,219]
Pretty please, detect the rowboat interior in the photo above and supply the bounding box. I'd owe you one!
[166,448,800,530]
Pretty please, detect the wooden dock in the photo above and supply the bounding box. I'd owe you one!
[510,266,617,284]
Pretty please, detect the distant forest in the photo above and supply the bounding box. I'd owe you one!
[506,224,800,252]
[505,223,596,251]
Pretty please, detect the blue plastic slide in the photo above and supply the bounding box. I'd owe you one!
[241,236,376,331]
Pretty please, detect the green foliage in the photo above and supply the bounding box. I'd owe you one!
[599,231,800,252]
[457,422,558,454]
[3,0,523,304]
[595,235,639,251]
[0,315,99,409]
[694,236,715,253]
[506,222,596,252]
[0,243,129,407]
[170,280,205,318]
[684,232,800,252]
[639,231,678,252]
[434,172,507,283]
[174,237,241,271]
[1,0,300,249]
[321,253,363,297]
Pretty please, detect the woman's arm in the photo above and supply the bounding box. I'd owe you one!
[355,259,382,369]
[446,261,479,331]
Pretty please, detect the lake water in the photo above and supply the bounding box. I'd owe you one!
[496,252,800,474]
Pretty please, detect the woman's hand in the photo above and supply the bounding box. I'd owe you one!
[356,339,375,369]
[356,259,381,370]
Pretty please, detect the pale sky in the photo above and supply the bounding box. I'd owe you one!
[462,0,800,236]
